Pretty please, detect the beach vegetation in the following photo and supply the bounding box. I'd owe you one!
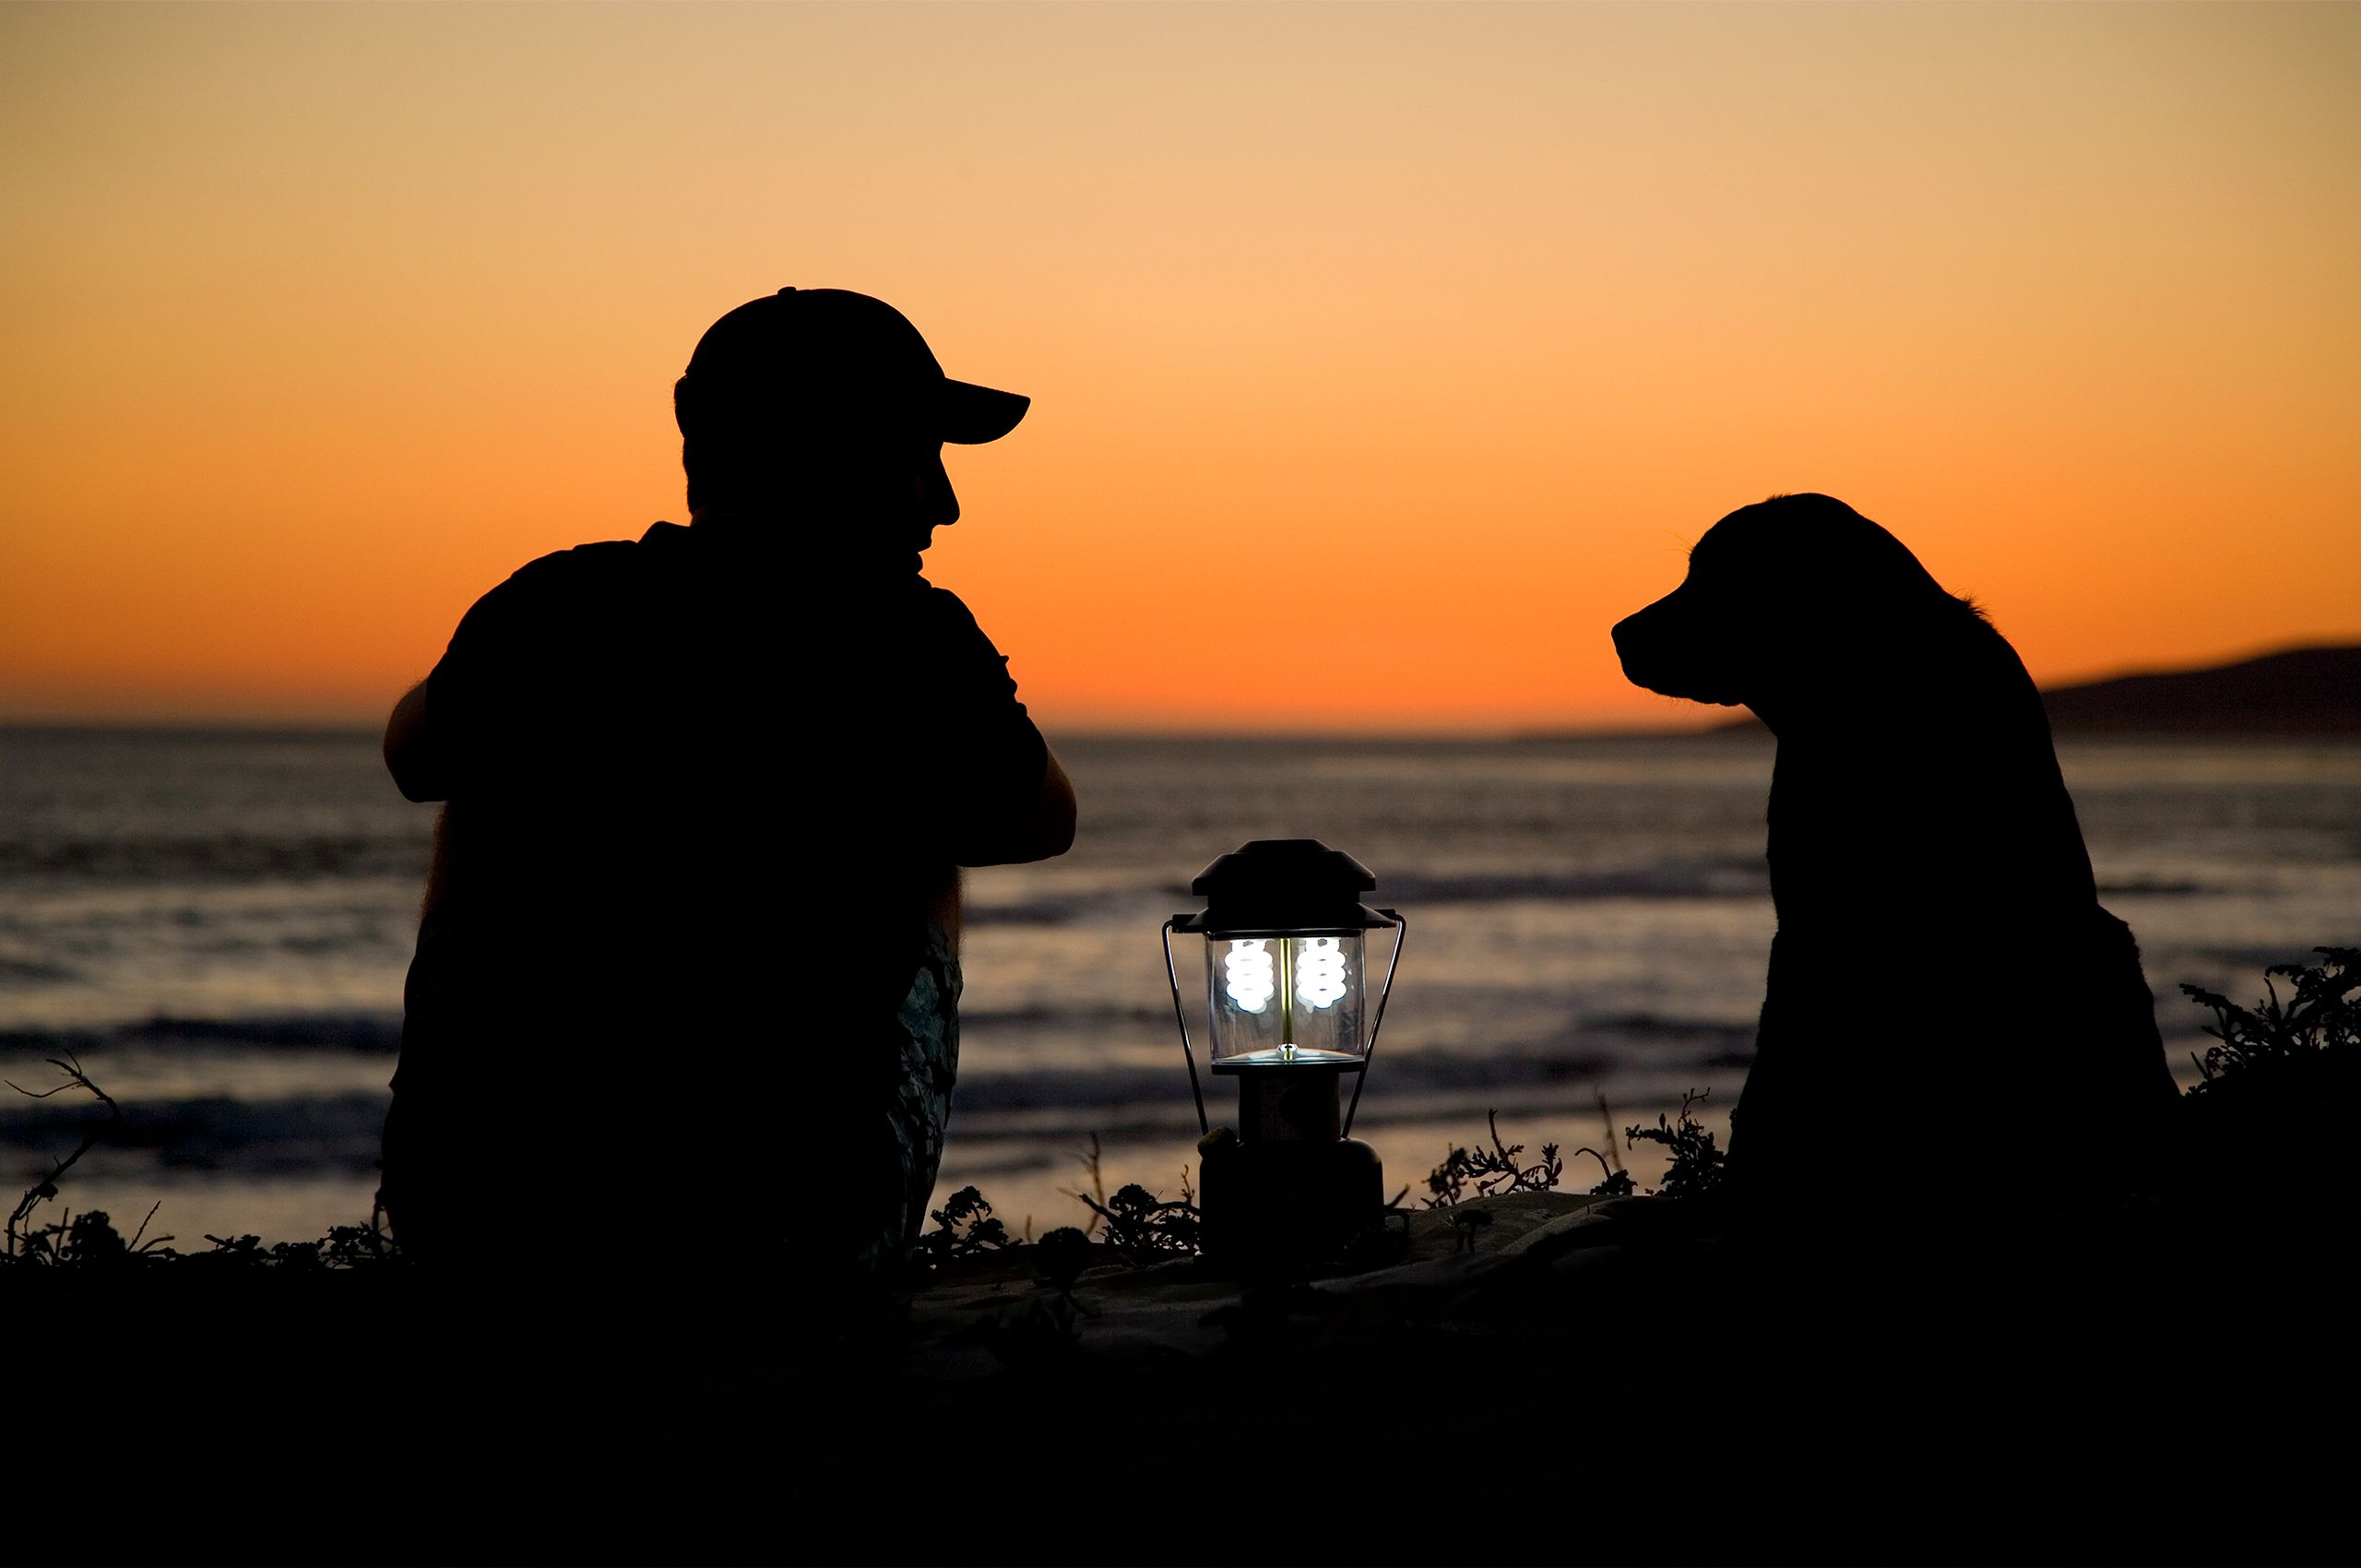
[2178,946,2361,1203]
[2181,946,2360,1088]
[1074,1180,1201,1263]
[1415,1091,1716,1207]
[1424,1111,1570,1206]
[908,1184,1019,1273]
[1623,1088,1725,1200]
[6,1051,405,1271]
[7,1206,167,1268]
[1422,1108,1635,1207]
[5,1204,398,1271]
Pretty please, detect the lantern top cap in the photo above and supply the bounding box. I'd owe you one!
[1191,838,1374,897]
[1180,838,1394,935]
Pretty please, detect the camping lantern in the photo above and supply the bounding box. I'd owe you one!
[1162,839,1405,1264]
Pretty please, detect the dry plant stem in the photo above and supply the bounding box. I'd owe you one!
[1061,1133,1109,1238]
[1567,1146,1617,1186]
[1593,1088,1626,1174]
[1485,1109,1576,1190]
[6,1053,124,1253]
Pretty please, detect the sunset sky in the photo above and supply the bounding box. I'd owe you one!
[4,2,2356,732]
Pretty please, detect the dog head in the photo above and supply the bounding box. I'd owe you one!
[1612,494,1964,719]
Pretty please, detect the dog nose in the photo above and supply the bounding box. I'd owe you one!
[1612,601,1673,687]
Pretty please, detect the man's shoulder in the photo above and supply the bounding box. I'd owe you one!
[532,522,682,574]
[489,525,680,597]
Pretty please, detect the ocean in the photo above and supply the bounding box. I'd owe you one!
[4,726,2357,1245]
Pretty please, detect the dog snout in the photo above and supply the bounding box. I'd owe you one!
[1613,598,1672,686]
[1614,585,1746,707]
[1610,609,1644,664]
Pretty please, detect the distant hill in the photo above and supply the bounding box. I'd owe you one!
[1697,645,2361,736]
[2035,645,2361,734]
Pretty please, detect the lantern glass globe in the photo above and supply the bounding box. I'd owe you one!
[1205,931,1367,1071]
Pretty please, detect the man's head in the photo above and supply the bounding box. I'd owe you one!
[674,289,1028,543]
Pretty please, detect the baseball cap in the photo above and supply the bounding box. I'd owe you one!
[676,287,1028,446]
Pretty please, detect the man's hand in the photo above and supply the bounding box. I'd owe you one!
[384,679,451,802]
[957,747,1076,866]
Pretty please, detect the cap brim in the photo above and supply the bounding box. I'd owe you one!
[940,379,1029,444]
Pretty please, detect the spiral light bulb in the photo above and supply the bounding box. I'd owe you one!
[1294,936,1348,1010]
[1224,939,1275,1014]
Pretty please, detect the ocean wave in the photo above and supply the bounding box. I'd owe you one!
[0,834,428,885]
[1331,866,1768,905]
[0,1014,402,1055]
[950,1065,1177,1112]
[0,1090,388,1176]
[957,1002,1171,1030]
[1576,1011,1756,1040]
[952,865,1772,931]
[0,956,79,983]
[961,898,1111,928]
[0,1001,1754,1067]
[950,1035,1749,1113]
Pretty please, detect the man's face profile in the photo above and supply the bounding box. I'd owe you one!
[913,443,959,541]
[795,431,959,549]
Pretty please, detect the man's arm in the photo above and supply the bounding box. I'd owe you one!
[953,745,1076,866]
[384,678,452,802]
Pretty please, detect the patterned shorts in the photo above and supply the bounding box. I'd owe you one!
[859,919,962,1276]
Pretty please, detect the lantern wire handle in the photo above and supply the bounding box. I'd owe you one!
[1341,909,1405,1140]
[1161,918,1210,1136]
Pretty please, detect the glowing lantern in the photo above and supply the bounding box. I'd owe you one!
[1161,839,1405,1263]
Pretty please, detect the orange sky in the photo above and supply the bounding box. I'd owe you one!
[4,3,2356,732]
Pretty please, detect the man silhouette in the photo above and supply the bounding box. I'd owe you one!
[380,288,1075,1281]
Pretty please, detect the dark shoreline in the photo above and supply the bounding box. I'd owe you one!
[1667,643,2361,739]
[18,1193,2354,1566]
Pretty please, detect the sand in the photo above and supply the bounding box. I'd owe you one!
[17,1191,2352,1565]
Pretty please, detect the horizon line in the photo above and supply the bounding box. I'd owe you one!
[0,715,1735,743]
[5,638,2351,742]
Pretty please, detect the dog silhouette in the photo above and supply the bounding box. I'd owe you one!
[1615,493,2177,1212]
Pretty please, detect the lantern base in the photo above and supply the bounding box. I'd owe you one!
[1234,1064,1348,1145]
[1209,1048,1365,1073]
[1194,1132,1383,1268]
